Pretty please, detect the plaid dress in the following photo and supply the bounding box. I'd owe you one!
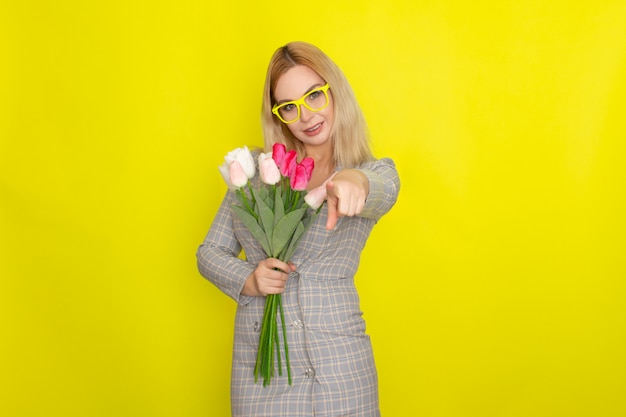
[197,158,400,416]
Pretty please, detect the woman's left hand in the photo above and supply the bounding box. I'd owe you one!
[325,169,369,230]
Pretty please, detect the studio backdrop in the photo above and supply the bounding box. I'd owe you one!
[1,1,625,416]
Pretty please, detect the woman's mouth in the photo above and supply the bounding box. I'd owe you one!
[304,122,323,136]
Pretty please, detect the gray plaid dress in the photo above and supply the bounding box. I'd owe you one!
[197,158,400,416]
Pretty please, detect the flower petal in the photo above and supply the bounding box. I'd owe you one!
[290,164,308,191]
[237,146,256,179]
[300,157,314,180]
[304,183,327,209]
[281,150,297,177]
[259,153,281,185]
[272,143,287,169]
[229,160,248,188]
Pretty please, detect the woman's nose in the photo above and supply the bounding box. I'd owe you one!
[299,104,314,122]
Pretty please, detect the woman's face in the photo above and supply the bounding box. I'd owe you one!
[273,65,335,150]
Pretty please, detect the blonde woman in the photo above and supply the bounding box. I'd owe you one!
[197,41,400,416]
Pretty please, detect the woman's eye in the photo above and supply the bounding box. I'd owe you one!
[307,91,320,100]
[282,103,296,112]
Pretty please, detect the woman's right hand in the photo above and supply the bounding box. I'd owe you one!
[241,258,296,297]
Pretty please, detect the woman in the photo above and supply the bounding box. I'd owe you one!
[197,41,400,416]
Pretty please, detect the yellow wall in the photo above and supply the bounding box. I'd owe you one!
[2,1,625,416]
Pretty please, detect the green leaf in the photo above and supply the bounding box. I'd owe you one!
[302,211,318,229]
[272,207,307,256]
[265,186,275,211]
[294,190,306,210]
[234,190,245,207]
[253,198,261,219]
[251,187,275,254]
[280,221,305,262]
[232,204,271,256]
[257,186,269,202]
[282,211,320,261]
[274,186,284,223]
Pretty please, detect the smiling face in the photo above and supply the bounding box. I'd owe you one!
[273,65,335,154]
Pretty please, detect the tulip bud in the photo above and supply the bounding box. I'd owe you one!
[300,157,314,180]
[290,164,308,191]
[304,184,327,210]
[229,161,248,189]
[225,146,256,179]
[281,150,297,177]
[258,152,281,185]
[272,143,287,170]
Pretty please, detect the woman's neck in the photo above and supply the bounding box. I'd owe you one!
[305,154,334,190]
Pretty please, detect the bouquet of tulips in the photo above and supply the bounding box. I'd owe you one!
[219,143,327,386]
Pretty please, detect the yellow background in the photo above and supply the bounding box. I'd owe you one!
[2,1,625,416]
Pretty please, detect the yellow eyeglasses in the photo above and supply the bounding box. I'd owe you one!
[272,84,331,124]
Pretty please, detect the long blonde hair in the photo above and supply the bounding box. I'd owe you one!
[261,41,374,168]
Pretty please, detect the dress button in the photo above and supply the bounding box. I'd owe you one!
[304,368,315,379]
[253,321,261,332]
[291,320,304,329]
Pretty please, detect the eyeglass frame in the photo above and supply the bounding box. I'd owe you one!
[271,83,331,124]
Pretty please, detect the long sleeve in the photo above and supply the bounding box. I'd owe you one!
[196,190,255,305]
[359,157,400,220]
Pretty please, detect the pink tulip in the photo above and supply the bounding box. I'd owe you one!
[258,152,281,185]
[300,157,314,180]
[290,163,309,191]
[229,160,248,188]
[304,183,327,210]
[281,150,297,177]
[272,143,286,170]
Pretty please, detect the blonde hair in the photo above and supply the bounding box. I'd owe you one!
[261,41,374,168]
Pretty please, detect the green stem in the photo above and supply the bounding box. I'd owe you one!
[315,200,326,215]
[291,192,300,211]
[238,188,257,220]
[254,294,272,383]
[271,183,276,208]
[274,308,282,377]
[264,295,276,387]
[247,180,256,204]
[278,294,292,385]
[284,177,291,209]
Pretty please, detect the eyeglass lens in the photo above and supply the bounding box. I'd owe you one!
[278,88,328,123]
